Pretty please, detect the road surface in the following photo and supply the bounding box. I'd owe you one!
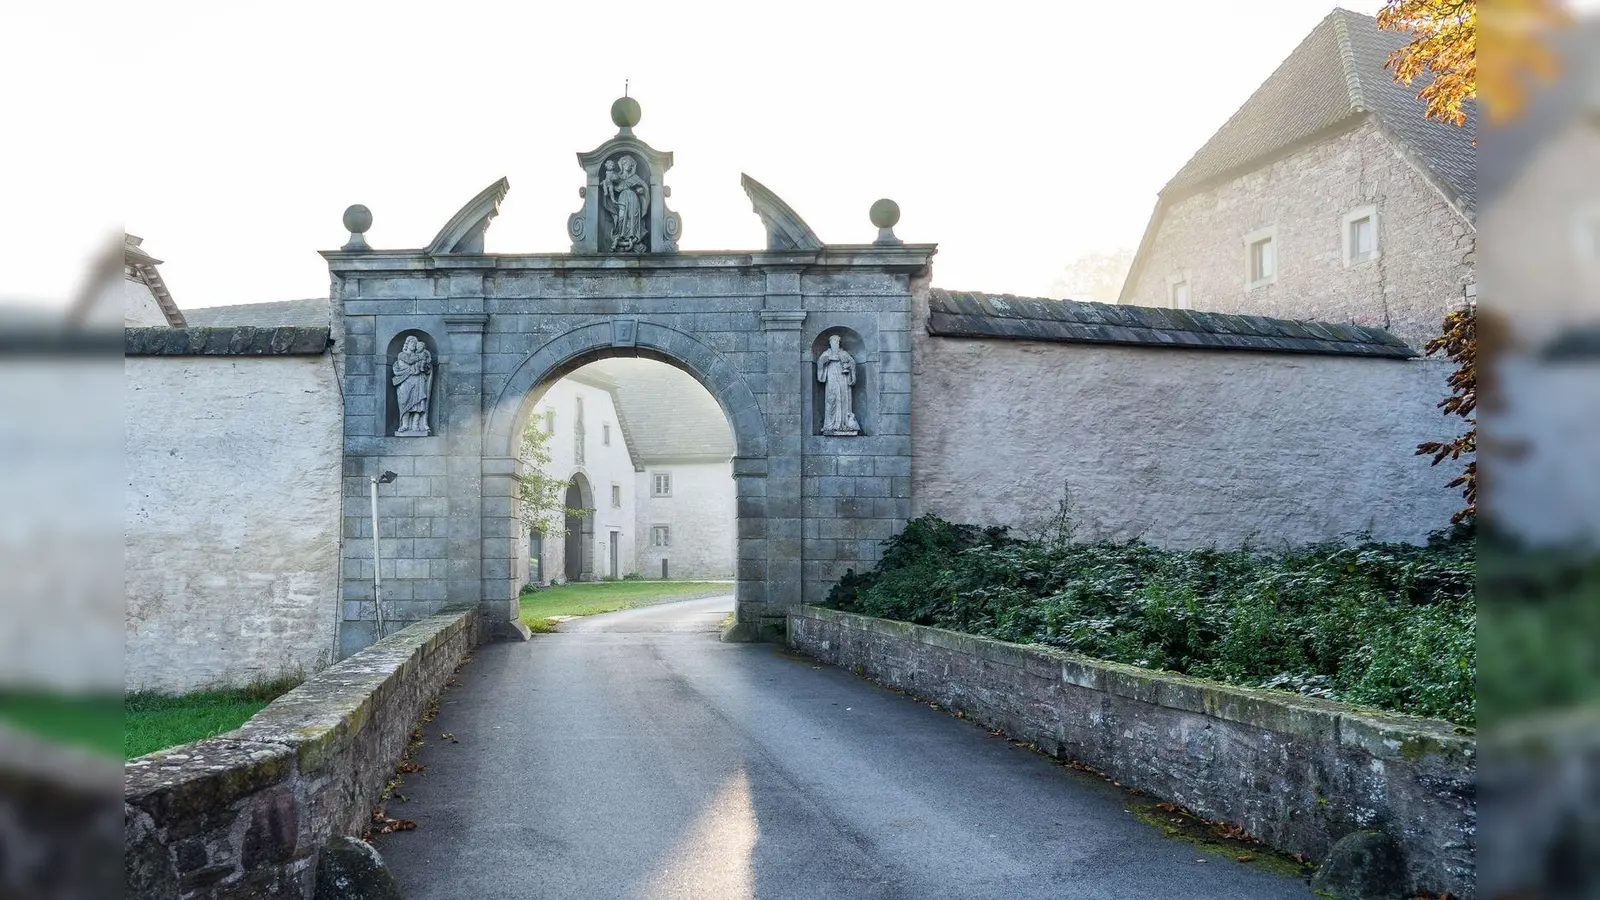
[374,596,1314,899]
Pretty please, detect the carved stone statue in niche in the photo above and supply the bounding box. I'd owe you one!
[393,336,434,436]
[816,334,861,436]
[602,154,650,252]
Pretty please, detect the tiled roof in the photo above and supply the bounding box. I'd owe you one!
[182,298,331,328]
[125,326,332,356]
[928,288,1417,359]
[1163,8,1475,214]
[582,358,735,461]
[1479,19,1600,207]
[1542,324,1600,361]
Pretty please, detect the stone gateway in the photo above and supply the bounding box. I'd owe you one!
[329,97,925,654]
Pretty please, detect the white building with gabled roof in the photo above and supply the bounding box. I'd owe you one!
[587,358,736,580]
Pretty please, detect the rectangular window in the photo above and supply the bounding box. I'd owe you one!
[1342,205,1380,268]
[1349,217,1375,262]
[652,472,672,497]
[574,397,586,466]
[611,483,621,508]
[1249,238,1275,284]
[543,409,556,434]
[1170,280,1191,310]
[1581,214,1600,262]
[651,525,671,548]
[602,423,612,446]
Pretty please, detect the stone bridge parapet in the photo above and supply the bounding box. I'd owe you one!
[788,605,1477,899]
[125,606,479,898]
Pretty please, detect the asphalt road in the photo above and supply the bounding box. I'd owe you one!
[374,596,1315,899]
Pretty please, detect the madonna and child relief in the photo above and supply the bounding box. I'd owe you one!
[393,336,433,437]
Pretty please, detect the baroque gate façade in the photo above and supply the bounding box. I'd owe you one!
[326,98,934,655]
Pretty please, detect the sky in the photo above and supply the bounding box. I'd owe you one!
[4,0,1392,311]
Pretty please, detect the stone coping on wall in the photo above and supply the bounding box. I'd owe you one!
[788,605,1476,898]
[125,607,477,898]
[0,724,122,898]
[927,288,1419,358]
[125,325,332,356]
[1478,706,1600,896]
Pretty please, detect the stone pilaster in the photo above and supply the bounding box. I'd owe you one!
[756,284,809,638]
[442,286,526,642]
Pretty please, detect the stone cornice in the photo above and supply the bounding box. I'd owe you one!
[321,245,937,276]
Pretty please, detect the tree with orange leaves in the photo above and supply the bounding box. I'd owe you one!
[1379,0,1567,125]
[1379,0,1477,125]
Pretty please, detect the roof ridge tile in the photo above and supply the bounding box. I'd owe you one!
[1331,8,1370,111]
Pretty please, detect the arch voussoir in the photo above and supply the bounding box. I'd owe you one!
[486,318,769,462]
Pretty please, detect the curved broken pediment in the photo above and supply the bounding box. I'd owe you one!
[427,177,510,255]
[741,174,822,252]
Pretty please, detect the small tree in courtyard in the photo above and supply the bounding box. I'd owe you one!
[515,417,591,538]
[1417,304,1477,524]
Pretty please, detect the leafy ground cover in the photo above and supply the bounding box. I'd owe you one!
[124,677,301,759]
[519,580,733,632]
[827,516,1476,726]
[0,693,123,758]
[1478,539,1600,726]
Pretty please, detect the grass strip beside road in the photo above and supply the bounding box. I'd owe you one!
[124,677,301,759]
[520,581,732,632]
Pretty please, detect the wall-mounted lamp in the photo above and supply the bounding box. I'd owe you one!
[370,470,398,638]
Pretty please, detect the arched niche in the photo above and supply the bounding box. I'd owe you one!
[386,330,439,437]
[811,327,868,436]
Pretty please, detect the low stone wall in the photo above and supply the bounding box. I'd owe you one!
[0,726,122,899]
[125,607,478,898]
[789,605,1477,898]
[1480,710,1600,896]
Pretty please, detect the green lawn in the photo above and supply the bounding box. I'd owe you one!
[520,580,732,632]
[0,693,123,758]
[124,677,301,759]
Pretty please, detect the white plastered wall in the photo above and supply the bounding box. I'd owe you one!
[125,355,342,693]
[911,323,1463,548]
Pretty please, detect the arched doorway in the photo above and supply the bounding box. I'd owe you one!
[563,473,594,582]
[485,320,774,637]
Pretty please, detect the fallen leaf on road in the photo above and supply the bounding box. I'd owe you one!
[369,809,418,834]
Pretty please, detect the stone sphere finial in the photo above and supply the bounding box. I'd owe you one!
[870,198,902,245]
[342,204,372,251]
[611,96,642,132]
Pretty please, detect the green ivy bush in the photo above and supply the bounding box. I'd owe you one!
[826,516,1476,726]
